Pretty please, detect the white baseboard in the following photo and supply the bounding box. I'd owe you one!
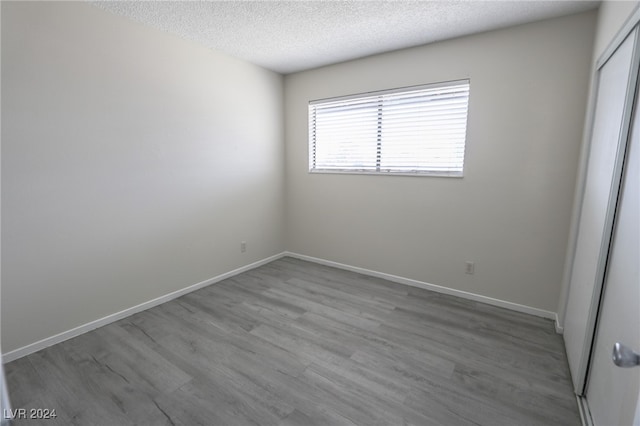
[2,253,286,363]
[4,250,559,363]
[555,315,564,335]
[283,251,557,320]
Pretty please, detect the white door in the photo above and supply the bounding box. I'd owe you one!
[585,72,640,426]
[564,26,640,392]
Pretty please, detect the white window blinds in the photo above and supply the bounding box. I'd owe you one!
[309,80,470,176]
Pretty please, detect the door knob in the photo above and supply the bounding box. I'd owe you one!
[612,342,640,367]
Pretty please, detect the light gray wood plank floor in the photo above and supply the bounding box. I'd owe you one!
[5,257,580,425]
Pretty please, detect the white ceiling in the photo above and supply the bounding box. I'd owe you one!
[92,1,600,74]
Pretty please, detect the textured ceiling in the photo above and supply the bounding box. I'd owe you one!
[92,1,600,74]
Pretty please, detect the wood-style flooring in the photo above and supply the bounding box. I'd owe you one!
[5,257,580,425]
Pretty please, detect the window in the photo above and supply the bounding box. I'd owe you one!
[308,80,470,176]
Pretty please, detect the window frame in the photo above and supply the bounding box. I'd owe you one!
[308,79,470,178]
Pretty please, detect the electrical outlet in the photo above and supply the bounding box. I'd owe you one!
[465,261,475,275]
[241,241,247,253]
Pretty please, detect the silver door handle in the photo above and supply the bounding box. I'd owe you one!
[612,342,640,367]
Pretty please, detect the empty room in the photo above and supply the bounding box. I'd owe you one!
[1,1,639,425]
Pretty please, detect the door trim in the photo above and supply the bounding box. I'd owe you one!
[598,6,640,70]
[576,26,640,394]
[577,71,640,425]
[561,3,640,397]
[577,395,595,426]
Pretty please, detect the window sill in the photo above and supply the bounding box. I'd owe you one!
[309,169,464,178]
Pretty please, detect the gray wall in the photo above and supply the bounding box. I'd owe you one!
[1,2,600,355]
[284,11,596,313]
[1,2,285,353]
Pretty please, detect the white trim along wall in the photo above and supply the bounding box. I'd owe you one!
[3,252,557,363]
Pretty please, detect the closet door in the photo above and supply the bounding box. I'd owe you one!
[585,70,639,426]
[563,26,640,393]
